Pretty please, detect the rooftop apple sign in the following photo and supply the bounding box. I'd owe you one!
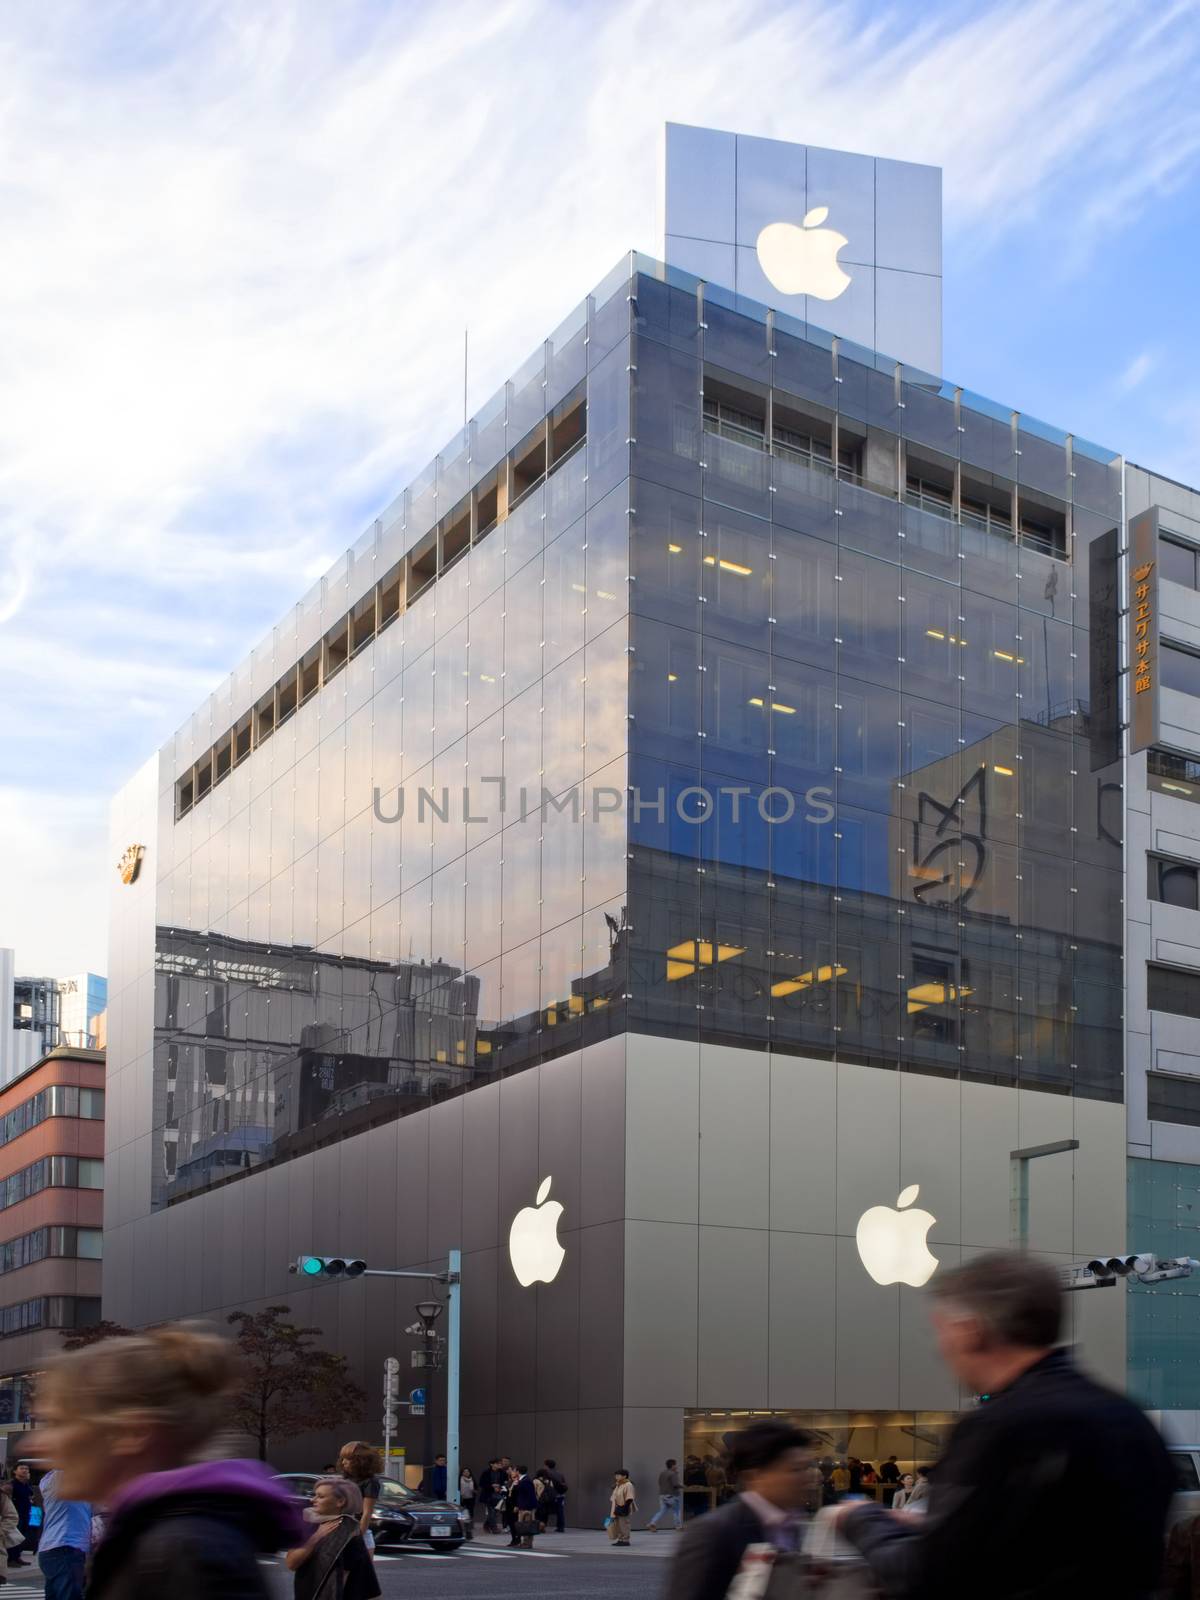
[756,207,851,301]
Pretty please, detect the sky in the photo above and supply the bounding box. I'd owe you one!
[2,0,1199,977]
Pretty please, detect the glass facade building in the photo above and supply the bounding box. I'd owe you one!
[145,256,1123,1209]
[106,250,1135,1514]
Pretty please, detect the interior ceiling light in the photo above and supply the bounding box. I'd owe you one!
[770,963,847,998]
[907,981,974,1015]
[703,556,753,575]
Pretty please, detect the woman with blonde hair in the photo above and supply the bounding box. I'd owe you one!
[36,1324,303,1600]
[335,1442,382,1554]
[286,1479,380,1600]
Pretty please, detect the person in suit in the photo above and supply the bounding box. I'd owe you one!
[665,1421,814,1600]
[508,1468,539,1549]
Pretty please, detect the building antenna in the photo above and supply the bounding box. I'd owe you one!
[463,328,468,427]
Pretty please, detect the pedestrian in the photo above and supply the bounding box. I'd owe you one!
[542,1458,568,1532]
[648,1459,684,1531]
[0,1482,19,1585]
[336,1442,382,1557]
[891,1473,917,1511]
[905,1467,930,1509]
[832,1250,1175,1600]
[608,1470,636,1547]
[421,1454,448,1500]
[285,1478,380,1600]
[9,1465,34,1563]
[36,1323,304,1600]
[479,1460,501,1534]
[458,1467,476,1537]
[502,1466,520,1544]
[878,1454,901,1507]
[666,1420,814,1600]
[830,1461,850,1494]
[35,1470,90,1600]
[532,1471,551,1534]
[509,1466,539,1549]
[683,1456,708,1519]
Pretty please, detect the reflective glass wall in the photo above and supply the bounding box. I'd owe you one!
[625,259,1124,1098]
[149,265,633,1207]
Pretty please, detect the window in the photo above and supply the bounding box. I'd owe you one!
[76,1228,103,1259]
[1161,535,1200,591]
[0,1082,104,1147]
[1149,1072,1200,1128]
[703,395,765,451]
[77,1159,104,1189]
[1148,748,1200,803]
[1161,643,1200,699]
[1150,855,1200,910]
[1147,963,1200,1020]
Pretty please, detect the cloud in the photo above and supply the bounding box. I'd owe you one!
[1116,350,1157,394]
[2,0,1200,972]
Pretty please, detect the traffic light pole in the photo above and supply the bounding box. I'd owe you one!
[292,1253,462,1503]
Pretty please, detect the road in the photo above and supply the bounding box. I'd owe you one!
[256,1530,672,1600]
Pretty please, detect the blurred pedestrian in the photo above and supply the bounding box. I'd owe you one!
[830,1461,850,1494]
[36,1324,304,1600]
[648,1459,683,1531]
[35,1470,90,1600]
[0,1481,19,1584]
[458,1466,476,1537]
[542,1458,568,1532]
[666,1421,813,1600]
[834,1251,1174,1600]
[285,1478,380,1600]
[336,1442,382,1557]
[608,1470,636,1546]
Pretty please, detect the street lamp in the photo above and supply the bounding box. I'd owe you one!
[414,1299,444,1482]
[416,1300,443,1325]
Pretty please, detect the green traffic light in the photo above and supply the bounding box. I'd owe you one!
[301,1257,325,1276]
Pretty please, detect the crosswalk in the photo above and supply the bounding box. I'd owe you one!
[378,1542,568,1561]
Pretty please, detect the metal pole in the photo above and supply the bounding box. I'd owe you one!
[1009,1140,1079,1249]
[383,1361,393,1480]
[446,1248,461,1506]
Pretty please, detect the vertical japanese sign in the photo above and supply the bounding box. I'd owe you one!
[1129,507,1160,753]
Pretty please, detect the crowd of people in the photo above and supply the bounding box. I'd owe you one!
[1,1248,1190,1598]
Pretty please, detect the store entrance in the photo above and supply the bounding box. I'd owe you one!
[683,1408,958,1515]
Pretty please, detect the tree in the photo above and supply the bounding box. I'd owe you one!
[227,1305,366,1462]
[59,1319,136,1350]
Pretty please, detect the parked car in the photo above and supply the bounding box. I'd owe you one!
[1168,1447,1200,1526]
[274,1472,470,1550]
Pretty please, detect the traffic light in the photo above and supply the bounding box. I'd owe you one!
[1085,1255,1154,1283]
[293,1255,367,1280]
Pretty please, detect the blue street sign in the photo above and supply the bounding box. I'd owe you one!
[410,1387,427,1406]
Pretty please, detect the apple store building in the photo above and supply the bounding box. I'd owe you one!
[104,128,1132,1521]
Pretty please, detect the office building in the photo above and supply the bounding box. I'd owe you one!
[104,126,1200,1512]
[0,1044,105,1448]
[56,973,108,1051]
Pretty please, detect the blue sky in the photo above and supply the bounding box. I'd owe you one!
[2,0,1199,974]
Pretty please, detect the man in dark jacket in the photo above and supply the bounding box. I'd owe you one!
[509,1468,539,1550]
[666,1422,813,1600]
[837,1250,1174,1600]
[541,1459,568,1532]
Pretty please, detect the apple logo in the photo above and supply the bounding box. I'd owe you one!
[855,1183,939,1287]
[508,1176,566,1287]
[756,206,851,301]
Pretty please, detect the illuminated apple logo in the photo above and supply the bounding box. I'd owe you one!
[508,1177,565,1287]
[855,1184,939,1287]
[756,207,851,301]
